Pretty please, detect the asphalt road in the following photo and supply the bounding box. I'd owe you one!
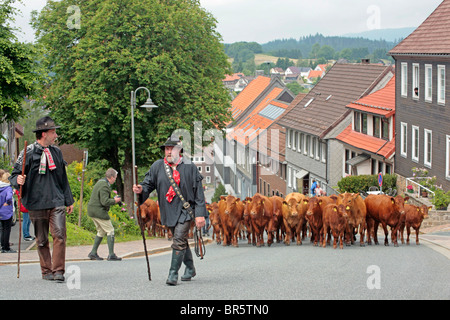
[1,236,449,302]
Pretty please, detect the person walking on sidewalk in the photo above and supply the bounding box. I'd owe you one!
[9,116,74,281]
[87,168,122,261]
[0,172,16,253]
[14,189,35,242]
[133,136,206,286]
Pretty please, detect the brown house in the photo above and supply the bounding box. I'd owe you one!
[389,0,450,190]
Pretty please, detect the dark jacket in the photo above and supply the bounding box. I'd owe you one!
[87,178,116,220]
[139,158,207,227]
[9,142,74,211]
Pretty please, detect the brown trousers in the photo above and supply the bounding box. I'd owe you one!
[29,207,67,276]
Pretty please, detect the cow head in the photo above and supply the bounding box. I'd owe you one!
[305,197,322,216]
[420,205,432,219]
[284,198,300,217]
[250,194,265,216]
[391,195,408,215]
[336,204,350,218]
[224,195,239,215]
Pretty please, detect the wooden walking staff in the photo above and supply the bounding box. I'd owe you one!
[17,140,27,278]
[134,165,151,281]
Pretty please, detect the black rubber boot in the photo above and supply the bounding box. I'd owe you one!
[107,235,122,261]
[181,247,196,281]
[88,236,104,260]
[166,249,185,286]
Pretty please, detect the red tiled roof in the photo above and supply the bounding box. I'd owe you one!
[336,124,395,159]
[346,76,396,117]
[227,76,271,125]
[228,87,288,145]
[389,0,450,55]
[223,73,244,82]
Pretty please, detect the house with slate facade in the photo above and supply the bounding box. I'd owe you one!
[389,0,450,190]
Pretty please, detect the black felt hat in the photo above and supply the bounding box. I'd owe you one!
[32,116,61,132]
[159,136,183,152]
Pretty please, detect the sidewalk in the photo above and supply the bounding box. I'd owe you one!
[1,224,449,265]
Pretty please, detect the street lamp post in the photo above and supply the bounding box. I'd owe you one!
[131,86,158,220]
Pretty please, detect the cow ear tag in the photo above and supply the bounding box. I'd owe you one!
[391,199,395,204]
[346,206,350,210]
[333,207,337,211]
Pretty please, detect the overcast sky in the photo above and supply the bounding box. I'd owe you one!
[12,0,443,44]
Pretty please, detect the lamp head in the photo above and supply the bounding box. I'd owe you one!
[140,98,158,111]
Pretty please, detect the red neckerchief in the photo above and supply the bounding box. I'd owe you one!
[164,157,182,203]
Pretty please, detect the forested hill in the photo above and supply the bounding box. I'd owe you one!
[261,33,398,59]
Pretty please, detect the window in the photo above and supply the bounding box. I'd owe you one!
[412,125,419,162]
[288,129,292,148]
[288,167,292,187]
[412,63,419,99]
[446,135,450,180]
[373,116,381,138]
[305,135,310,155]
[197,166,202,173]
[401,62,408,97]
[293,131,298,151]
[361,113,367,134]
[321,142,326,163]
[345,149,350,174]
[299,133,304,153]
[354,111,361,132]
[310,137,316,158]
[438,65,446,104]
[205,166,210,173]
[400,122,407,157]
[381,118,389,140]
[425,64,432,102]
[424,129,432,168]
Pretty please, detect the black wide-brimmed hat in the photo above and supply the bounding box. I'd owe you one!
[32,116,61,133]
[159,136,183,152]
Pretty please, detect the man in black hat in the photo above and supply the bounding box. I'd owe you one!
[133,136,207,285]
[9,116,74,282]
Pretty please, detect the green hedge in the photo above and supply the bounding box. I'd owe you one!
[337,174,397,194]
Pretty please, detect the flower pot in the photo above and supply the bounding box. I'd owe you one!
[407,189,414,193]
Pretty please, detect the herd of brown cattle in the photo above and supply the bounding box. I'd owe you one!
[139,192,431,249]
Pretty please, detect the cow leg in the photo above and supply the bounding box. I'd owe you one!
[391,224,400,247]
[380,222,389,246]
[332,230,337,249]
[415,227,420,245]
[322,225,328,248]
[406,225,411,245]
[372,221,380,245]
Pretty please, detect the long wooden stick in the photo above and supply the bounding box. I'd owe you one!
[135,165,151,281]
[17,140,27,278]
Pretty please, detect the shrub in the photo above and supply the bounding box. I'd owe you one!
[337,174,397,194]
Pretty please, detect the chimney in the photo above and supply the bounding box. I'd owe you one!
[361,59,370,64]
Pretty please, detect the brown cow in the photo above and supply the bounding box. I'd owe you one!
[340,192,367,246]
[304,196,336,246]
[267,196,285,246]
[322,204,350,249]
[282,192,307,246]
[140,198,163,237]
[218,195,244,247]
[242,197,254,245]
[207,202,223,244]
[365,194,409,246]
[248,193,273,247]
[399,204,431,245]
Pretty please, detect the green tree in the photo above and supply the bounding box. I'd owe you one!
[0,0,41,122]
[31,0,232,211]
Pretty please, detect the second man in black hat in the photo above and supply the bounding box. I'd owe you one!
[133,136,206,286]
